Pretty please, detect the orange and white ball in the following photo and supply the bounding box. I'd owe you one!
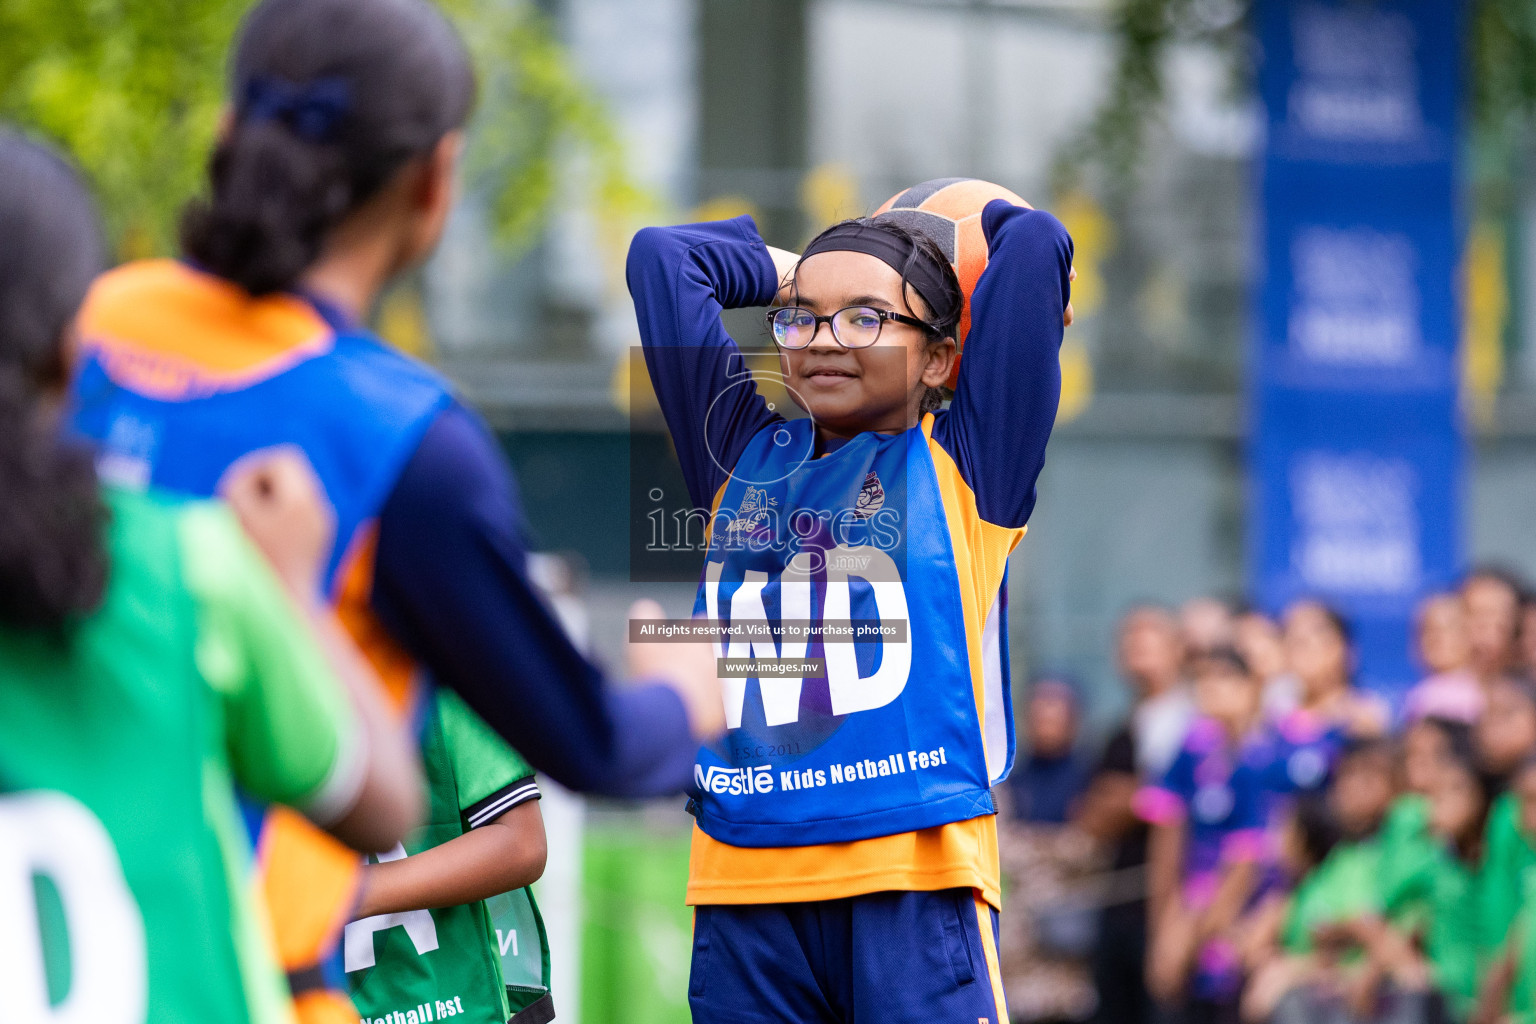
[874,177,1030,388]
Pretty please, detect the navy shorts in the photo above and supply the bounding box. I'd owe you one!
[688,888,1007,1024]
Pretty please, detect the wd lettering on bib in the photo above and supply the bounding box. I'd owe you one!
[690,419,1005,847]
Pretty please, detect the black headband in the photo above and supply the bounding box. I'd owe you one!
[798,221,952,325]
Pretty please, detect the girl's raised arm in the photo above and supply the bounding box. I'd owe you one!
[932,201,1073,530]
[626,216,785,511]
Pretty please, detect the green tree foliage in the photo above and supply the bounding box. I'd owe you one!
[0,0,637,257]
[1470,0,1536,143]
[0,0,229,255]
[1069,0,1536,189]
[1075,0,1236,185]
[440,0,651,250]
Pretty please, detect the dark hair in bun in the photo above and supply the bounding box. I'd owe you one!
[181,0,475,296]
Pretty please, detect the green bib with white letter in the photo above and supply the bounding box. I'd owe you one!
[345,694,551,1024]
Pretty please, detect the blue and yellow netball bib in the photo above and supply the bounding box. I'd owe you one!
[691,415,1013,848]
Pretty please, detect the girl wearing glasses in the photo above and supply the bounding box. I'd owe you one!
[628,194,1073,1022]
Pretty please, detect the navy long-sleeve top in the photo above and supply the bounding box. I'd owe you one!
[363,400,697,797]
[219,279,704,800]
[625,200,1072,526]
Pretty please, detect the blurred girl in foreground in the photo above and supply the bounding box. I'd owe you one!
[68,0,721,1015]
[0,129,420,1023]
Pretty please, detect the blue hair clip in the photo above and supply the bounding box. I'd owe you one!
[238,75,351,144]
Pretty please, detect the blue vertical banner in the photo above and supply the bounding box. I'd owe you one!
[1250,0,1466,700]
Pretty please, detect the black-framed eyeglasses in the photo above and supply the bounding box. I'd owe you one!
[765,305,937,350]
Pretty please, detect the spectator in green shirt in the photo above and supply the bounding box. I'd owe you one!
[1331,744,1491,1024]
[1470,757,1536,1024]
[1241,743,1397,1023]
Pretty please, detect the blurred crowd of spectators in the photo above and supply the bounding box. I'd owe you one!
[996,570,1536,1024]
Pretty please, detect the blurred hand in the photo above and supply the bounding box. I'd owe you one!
[1064,266,1076,327]
[1146,904,1198,1003]
[220,446,335,598]
[627,598,725,740]
[1343,964,1383,1021]
[1309,920,1359,956]
[1072,772,1138,844]
[1344,694,1389,738]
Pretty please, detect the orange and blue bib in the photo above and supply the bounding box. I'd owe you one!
[70,259,453,1017]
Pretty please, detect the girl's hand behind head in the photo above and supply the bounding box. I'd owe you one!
[767,246,800,304]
